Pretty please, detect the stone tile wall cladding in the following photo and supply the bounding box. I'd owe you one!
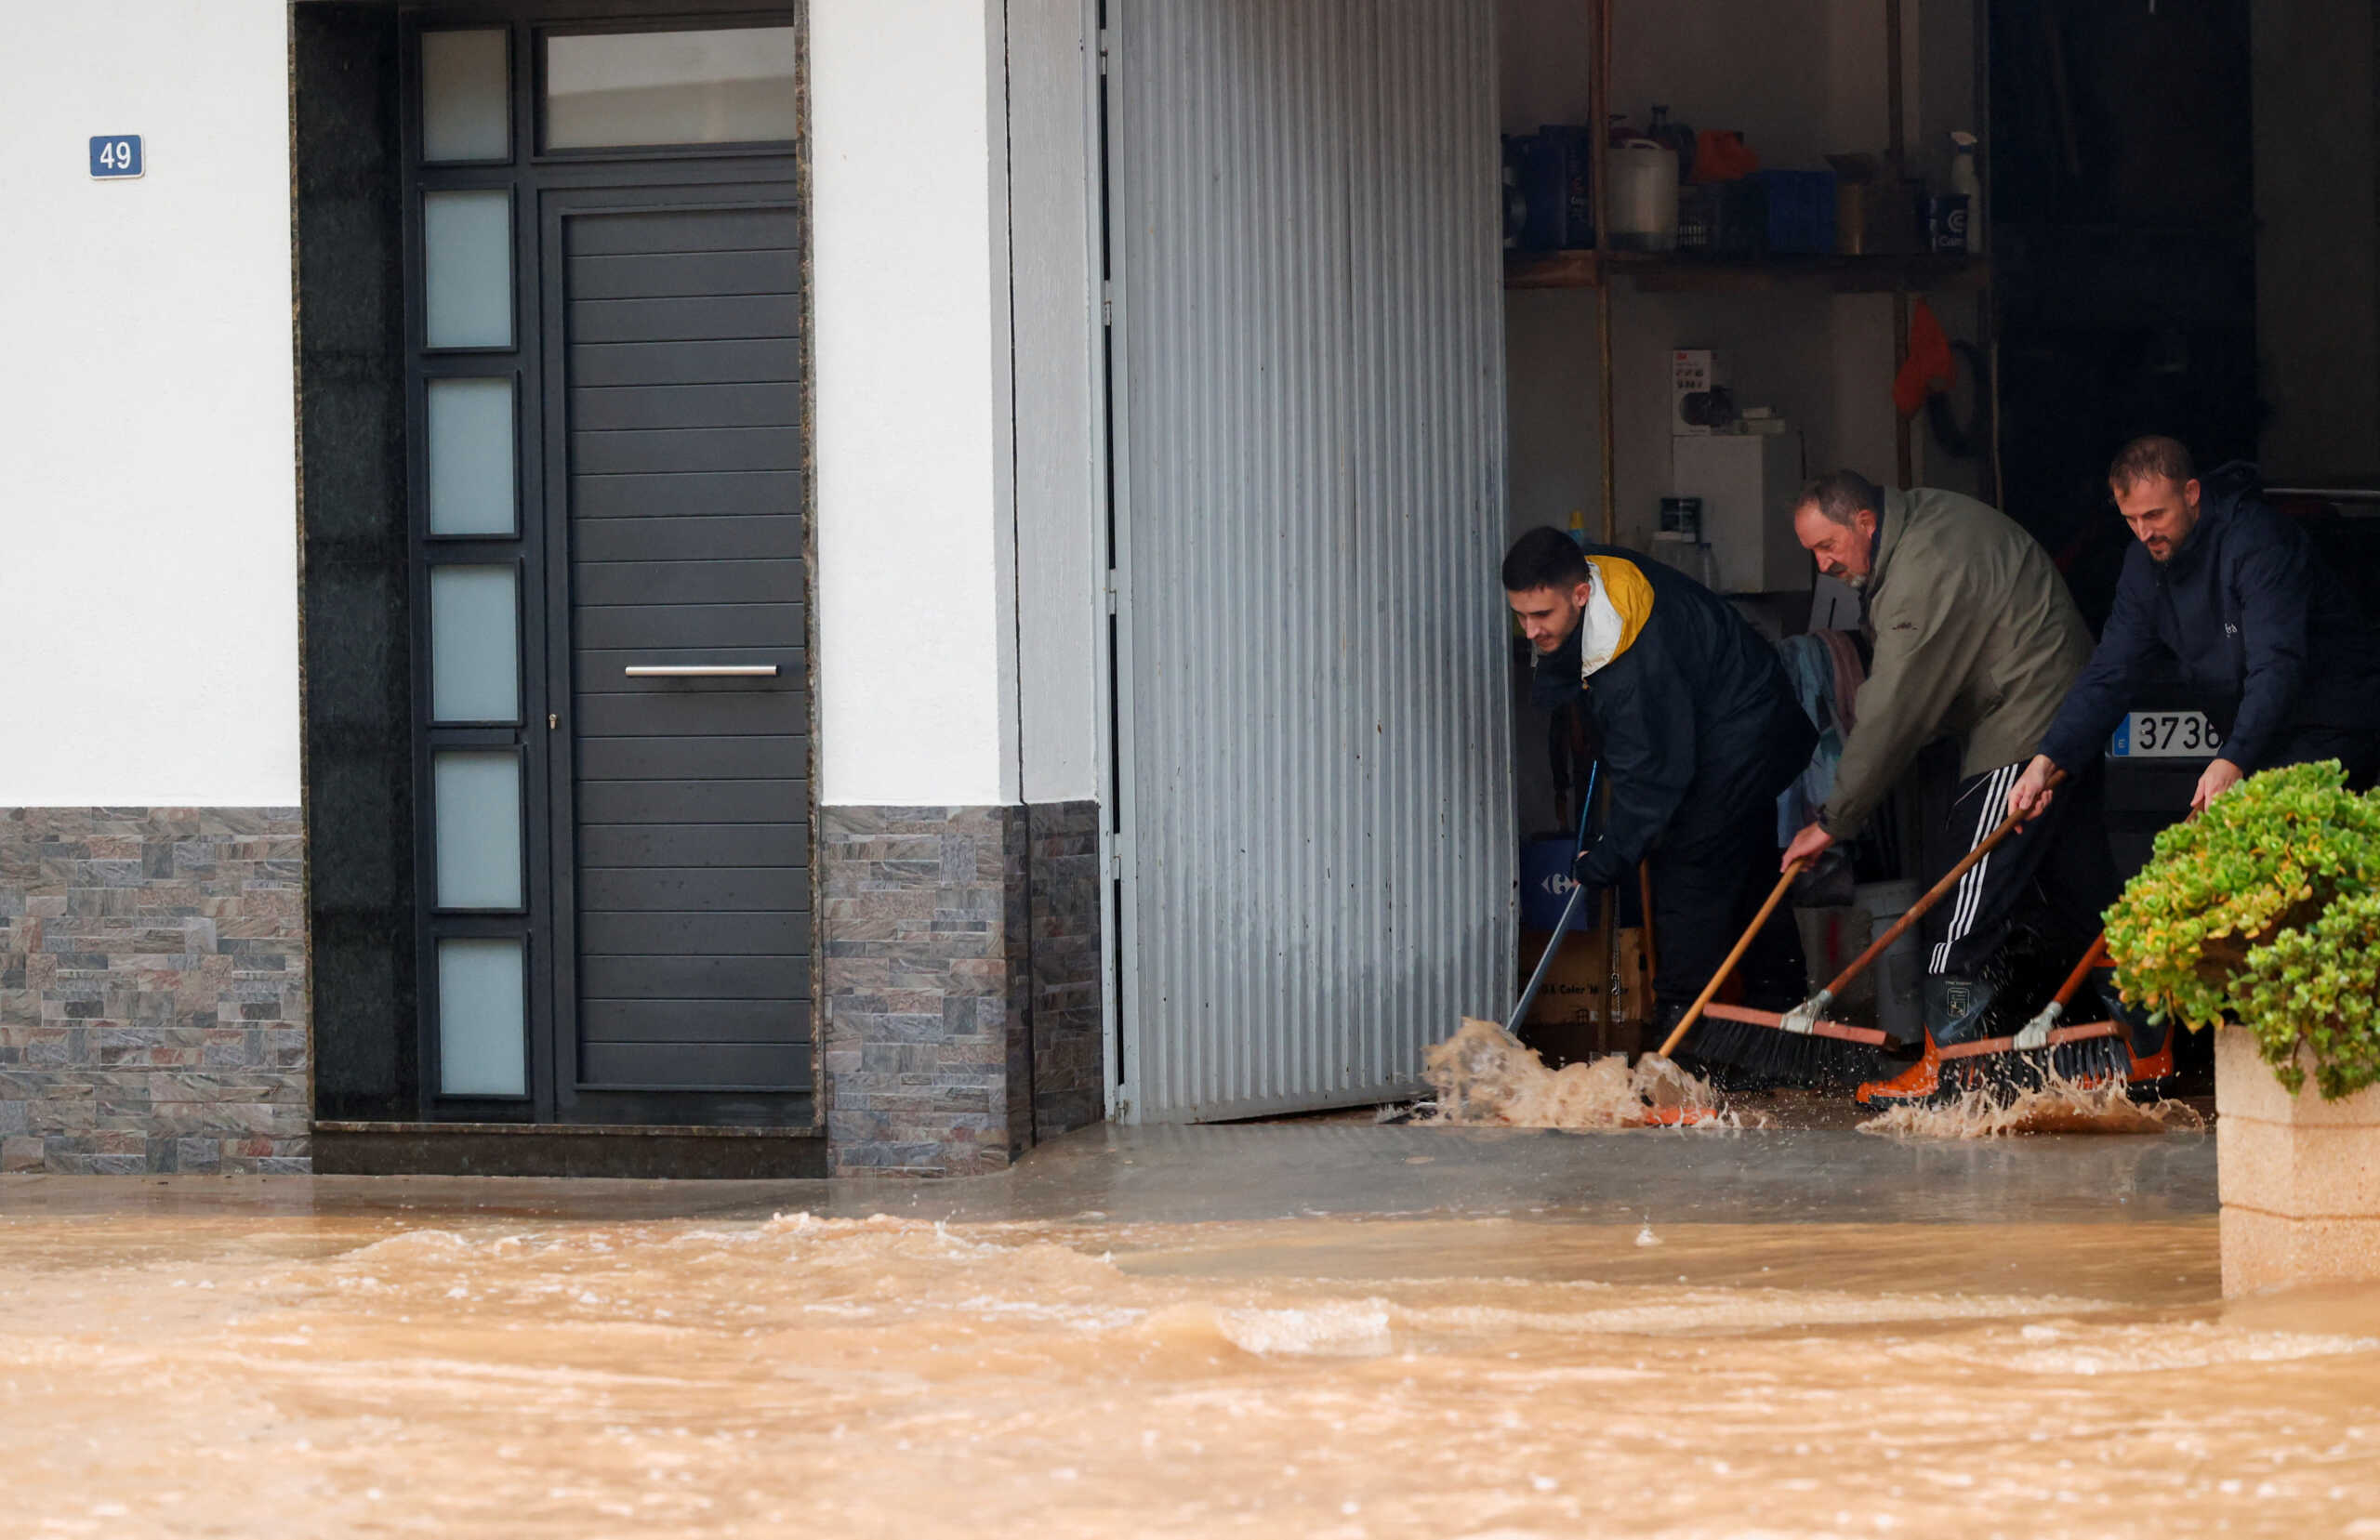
[1026,802,1104,1139]
[819,801,1104,1177]
[0,809,311,1175]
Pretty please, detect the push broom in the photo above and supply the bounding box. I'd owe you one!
[1934,930,2176,1094]
[1930,788,2202,1099]
[1652,859,1891,1086]
[1687,770,2069,1086]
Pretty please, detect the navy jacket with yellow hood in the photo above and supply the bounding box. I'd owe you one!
[1531,544,1816,887]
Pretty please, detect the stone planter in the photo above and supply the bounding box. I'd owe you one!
[2216,1026,2380,1296]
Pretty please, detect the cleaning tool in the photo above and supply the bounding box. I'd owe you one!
[1933,931,2175,1094]
[1503,764,1599,1035]
[2016,932,2114,1054]
[1651,862,1890,1086]
[1783,769,2064,1034]
[1654,860,1802,1060]
[1691,770,2074,1096]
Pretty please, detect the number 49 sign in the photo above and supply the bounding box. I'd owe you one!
[90,136,144,179]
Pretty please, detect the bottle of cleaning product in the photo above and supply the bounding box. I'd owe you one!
[1949,130,1980,253]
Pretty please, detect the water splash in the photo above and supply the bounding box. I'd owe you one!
[1857,1071,2204,1139]
[1420,1019,1739,1129]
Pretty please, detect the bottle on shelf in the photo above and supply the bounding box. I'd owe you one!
[1948,130,1980,254]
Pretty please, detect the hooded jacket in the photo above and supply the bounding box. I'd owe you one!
[1819,487,2094,840]
[2035,467,2380,775]
[1531,545,1815,887]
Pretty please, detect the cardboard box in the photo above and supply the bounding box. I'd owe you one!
[1516,926,1650,1064]
[1670,349,1728,436]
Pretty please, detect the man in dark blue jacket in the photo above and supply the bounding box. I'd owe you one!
[1505,527,1816,1035]
[2009,436,2380,823]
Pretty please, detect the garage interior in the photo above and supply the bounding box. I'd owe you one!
[1104,0,2380,1120]
[1476,0,2380,1087]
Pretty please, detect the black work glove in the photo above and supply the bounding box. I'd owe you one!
[1571,836,1625,890]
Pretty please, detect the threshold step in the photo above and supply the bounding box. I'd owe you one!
[313,1120,826,1179]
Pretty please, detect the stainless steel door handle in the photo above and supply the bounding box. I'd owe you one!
[622,665,779,678]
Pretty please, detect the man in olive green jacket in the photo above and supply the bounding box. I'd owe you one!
[1778,472,2108,1095]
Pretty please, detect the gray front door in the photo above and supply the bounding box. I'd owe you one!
[542,187,811,1126]
[399,12,810,1130]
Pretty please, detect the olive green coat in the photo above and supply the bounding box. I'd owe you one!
[1819,486,2093,839]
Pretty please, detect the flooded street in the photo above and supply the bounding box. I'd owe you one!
[5,1126,2377,1538]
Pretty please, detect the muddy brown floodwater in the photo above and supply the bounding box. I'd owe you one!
[4,1159,2378,1538]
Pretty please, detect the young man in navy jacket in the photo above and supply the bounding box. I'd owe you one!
[1504,526,1816,1043]
[2008,436,2380,824]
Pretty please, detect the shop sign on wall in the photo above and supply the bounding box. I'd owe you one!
[89,136,144,179]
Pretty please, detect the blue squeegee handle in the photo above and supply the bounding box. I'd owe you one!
[1504,761,1600,1034]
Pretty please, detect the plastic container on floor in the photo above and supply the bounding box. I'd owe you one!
[1857,879,1924,1043]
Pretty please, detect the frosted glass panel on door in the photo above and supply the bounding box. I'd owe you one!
[545,28,800,149]
[421,29,510,163]
[433,752,523,910]
[426,377,517,534]
[430,565,519,722]
[438,939,526,1097]
[423,190,513,348]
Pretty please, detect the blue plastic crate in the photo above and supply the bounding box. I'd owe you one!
[1752,169,1837,255]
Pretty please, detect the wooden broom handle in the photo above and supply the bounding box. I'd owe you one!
[1656,859,1805,1060]
[2049,931,2108,1010]
[1818,768,2065,998]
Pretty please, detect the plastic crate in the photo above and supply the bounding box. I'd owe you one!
[1752,169,1837,255]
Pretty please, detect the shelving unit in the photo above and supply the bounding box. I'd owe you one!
[1552,0,1993,539]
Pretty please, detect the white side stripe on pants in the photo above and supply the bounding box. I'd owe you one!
[1931,762,2020,975]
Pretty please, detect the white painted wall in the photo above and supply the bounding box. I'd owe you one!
[0,1,299,807]
[812,0,1022,806]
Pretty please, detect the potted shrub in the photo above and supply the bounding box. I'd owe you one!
[2101,760,2380,1294]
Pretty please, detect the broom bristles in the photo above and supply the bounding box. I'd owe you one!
[1917,1033,2152,1107]
[1673,1013,1885,1090]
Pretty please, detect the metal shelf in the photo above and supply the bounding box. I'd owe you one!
[1505,249,1991,296]
[1557,0,1984,527]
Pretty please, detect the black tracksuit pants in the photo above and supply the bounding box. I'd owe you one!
[1923,757,2113,978]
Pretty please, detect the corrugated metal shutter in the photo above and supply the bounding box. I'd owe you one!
[1109,0,1512,1122]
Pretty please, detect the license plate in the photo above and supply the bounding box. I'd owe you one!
[2110,711,2224,757]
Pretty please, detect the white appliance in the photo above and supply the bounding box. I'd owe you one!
[1669,431,1808,594]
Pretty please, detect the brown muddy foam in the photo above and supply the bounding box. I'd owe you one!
[1858,1072,2207,1139]
[1,1205,2374,1538]
[1420,1017,1742,1129]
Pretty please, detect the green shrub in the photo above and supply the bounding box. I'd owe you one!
[2102,760,2380,1099]
[2229,889,2380,1099]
